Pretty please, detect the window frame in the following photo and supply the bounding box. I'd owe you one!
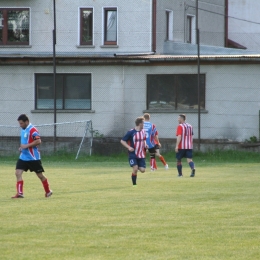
[79,7,93,46]
[146,74,206,111]
[103,7,118,45]
[166,10,173,41]
[186,15,196,44]
[35,73,92,110]
[0,7,30,46]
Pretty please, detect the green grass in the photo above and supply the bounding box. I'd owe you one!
[0,152,260,259]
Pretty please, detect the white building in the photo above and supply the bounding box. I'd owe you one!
[228,0,260,52]
[0,0,259,144]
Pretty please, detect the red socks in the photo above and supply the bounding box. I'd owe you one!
[17,180,24,194]
[159,155,167,166]
[42,179,51,193]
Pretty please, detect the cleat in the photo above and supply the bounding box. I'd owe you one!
[178,174,183,177]
[164,164,169,170]
[45,190,53,197]
[150,167,155,171]
[12,193,24,199]
[190,169,195,177]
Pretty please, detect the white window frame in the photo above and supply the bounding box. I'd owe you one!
[78,6,94,46]
[166,9,173,41]
[186,14,196,44]
[102,6,118,46]
[0,6,31,46]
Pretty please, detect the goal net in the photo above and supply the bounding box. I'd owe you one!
[0,120,93,159]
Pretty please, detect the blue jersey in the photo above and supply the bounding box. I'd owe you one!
[20,123,41,161]
[143,121,157,149]
[122,129,146,158]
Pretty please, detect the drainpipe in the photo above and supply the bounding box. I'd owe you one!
[225,0,229,47]
[152,0,157,52]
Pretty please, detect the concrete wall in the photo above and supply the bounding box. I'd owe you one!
[229,0,260,52]
[1,62,260,142]
[156,0,225,54]
[0,0,152,55]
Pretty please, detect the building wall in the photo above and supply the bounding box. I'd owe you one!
[0,0,153,54]
[1,62,259,142]
[156,0,226,54]
[228,0,260,52]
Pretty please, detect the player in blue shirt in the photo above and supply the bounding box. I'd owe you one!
[121,116,147,185]
[11,114,52,198]
[143,113,168,171]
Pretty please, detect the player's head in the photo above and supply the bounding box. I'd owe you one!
[178,114,186,124]
[135,116,145,128]
[143,113,150,121]
[17,114,30,129]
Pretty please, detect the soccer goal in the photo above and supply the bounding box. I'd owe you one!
[0,120,93,159]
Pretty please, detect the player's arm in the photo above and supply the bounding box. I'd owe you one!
[120,140,134,152]
[20,136,41,149]
[154,134,161,148]
[175,135,181,152]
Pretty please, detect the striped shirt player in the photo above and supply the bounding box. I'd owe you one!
[143,113,168,170]
[175,114,196,177]
[120,117,147,185]
[12,114,52,199]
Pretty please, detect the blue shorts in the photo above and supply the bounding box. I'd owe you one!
[128,158,146,168]
[176,149,193,160]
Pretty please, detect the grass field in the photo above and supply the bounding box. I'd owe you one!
[0,151,260,260]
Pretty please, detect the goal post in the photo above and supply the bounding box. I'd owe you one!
[0,120,93,158]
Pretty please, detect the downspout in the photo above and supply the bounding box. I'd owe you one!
[225,0,229,47]
[152,0,157,52]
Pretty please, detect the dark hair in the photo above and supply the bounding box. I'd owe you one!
[143,113,150,120]
[135,116,144,126]
[179,114,186,121]
[17,114,29,122]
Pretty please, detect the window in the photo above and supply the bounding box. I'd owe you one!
[147,74,205,111]
[166,10,173,41]
[80,8,93,45]
[0,8,29,45]
[186,15,195,44]
[35,74,91,110]
[104,8,117,45]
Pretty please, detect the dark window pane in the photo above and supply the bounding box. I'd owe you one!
[147,74,205,110]
[36,75,63,109]
[36,74,91,110]
[7,10,29,43]
[81,9,93,45]
[147,75,175,110]
[0,11,3,42]
[64,75,91,109]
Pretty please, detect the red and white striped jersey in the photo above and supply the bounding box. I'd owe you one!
[122,129,146,158]
[176,123,193,149]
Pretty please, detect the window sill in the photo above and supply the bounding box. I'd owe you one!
[143,109,208,114]
[0,45,32,48]
[77,45,95,48]
[100,45,119,48]
[31,110,95,113]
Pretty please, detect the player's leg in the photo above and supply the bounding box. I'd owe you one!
[12,159,26,198]
[36,172,52,197]
[186,149,195,177]
[176,150,184,177]
[138,158,146,173]
[31,160,52,197]
[149,147,157,171]
[155,146,168,169]
[129,158,138,185]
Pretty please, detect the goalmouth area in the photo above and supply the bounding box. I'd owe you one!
[0,120,93,159]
